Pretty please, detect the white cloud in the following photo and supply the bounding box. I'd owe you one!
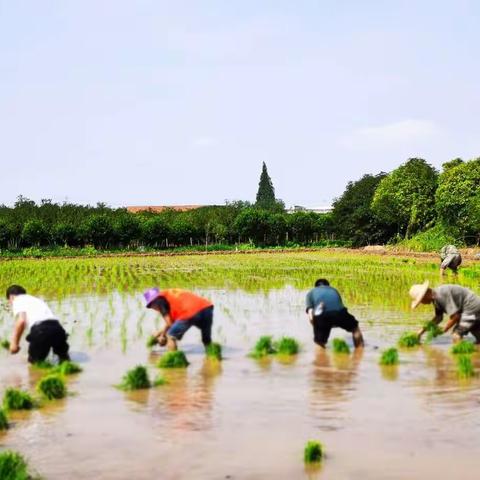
[192,136,218,148]
[342,119,439,150]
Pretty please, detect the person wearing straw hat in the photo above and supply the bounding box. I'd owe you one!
[144,287,214,351]
[410,281,480,342]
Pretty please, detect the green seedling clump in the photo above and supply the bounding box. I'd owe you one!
[32,360,55,370]
[118,365,151,390]
[157,351,189,368]
[424,321,443,343]
[250,336,277,358]
[456,355,475,379]
[3,388,34,410]
[332,338,350,354]
[398,332,420,348]
[36,374,67,400]
[57,361,82,376]
[304,440,324,464]
[146,335,158,348]
[275,337,300,356]
[379,347,399,366]
[0,339,10,350]
[153,375,167,387]
[0,450,37,480]
[206,342,222,361]
[451,340,476,355]
[0,408,9,430]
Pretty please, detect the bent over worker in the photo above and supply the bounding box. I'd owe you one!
[410,281,480,343]
[144,287,214,351]
[306,279,364,349]
[439,244,462,276]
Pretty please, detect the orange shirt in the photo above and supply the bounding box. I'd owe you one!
[161,289,213,322]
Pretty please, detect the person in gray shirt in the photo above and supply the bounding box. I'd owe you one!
[439,245,462,276]
[409,281,480,342]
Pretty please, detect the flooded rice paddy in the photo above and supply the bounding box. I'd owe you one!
[0,251,479,479]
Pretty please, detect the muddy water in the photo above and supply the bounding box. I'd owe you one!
[1,256,480,479]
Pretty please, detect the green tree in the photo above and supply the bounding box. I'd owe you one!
[435,157,480,239]
[83,215,116,248]
[21,220,50,246]
[371,158,438,237]
[255,162,279,211]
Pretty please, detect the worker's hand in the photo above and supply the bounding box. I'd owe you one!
[158,334,167,347]
[9,343,20,354]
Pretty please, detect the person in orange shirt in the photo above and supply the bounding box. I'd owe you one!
[144,287,214,351]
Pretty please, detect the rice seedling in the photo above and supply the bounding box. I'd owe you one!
[0,450,39,480]
[56,361,82,376]
[0,339,9,350]
[332,338,350,354]
[157,351,189,368]
[153,375,167,387]
[423,321,443,343]
[36,374,67,400]
[451,340,476,355]
[304,440,323,464]
[3,388,35,410]
[0,408,9,430]
[249,336,277,358]
[32,360,55,370]
[206,342,223,361]
[398,332,420,348]
[274,337,300,356]
[456,355,475,379]
[118,365,151,391]
[146,335,158,348]
[379,347,399,366]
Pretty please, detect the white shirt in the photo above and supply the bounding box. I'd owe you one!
[12,294,57,329]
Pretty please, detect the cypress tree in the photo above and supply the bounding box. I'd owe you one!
[255,162,276,210]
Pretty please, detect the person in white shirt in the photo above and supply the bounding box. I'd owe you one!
[6,285,70,363]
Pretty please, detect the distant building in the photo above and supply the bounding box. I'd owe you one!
[126,205,207,213]
[286,205,333,214]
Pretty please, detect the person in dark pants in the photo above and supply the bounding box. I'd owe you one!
[6,285,70,363]
[306,279,364,349]
[144,287,214,352]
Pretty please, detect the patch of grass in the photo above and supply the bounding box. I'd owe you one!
[0,408,9,430]
[304,440,323,464]
[118,365,151,391]
[398,332,420,348]
[206,342,222,361]
[36,374,67,400]
[451,340,476,355]
[274,337,300,356]
[423,321,443,343]
[249,336,277,358]
[56,361,82,376]
[3,388,34,410]
[332,338,350,354]
[157,351,189,368]
[0,450,39,480]
[146,335,158,348]
[0,339,10,350]
[379,347,399,366]
[456,355,475,379]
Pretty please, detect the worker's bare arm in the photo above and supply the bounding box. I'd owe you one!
[442,312,461,334]
[10,312,26,354]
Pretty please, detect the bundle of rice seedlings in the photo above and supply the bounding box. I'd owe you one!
[0,339,10,350]
[398,332,420,348]
[157,351,189,368]
[153,375,167,387]
[304,440,323,464]
[3,388,34,410]
[379,347,399,366]
[36,374,67,400]
[56,361,82,376]
[32,360,55,370]
[0,450,38,480]
[206,342,222,361]
[146,335,158,349]
[451,340,476,355]
[456,355,475,379]
[332,338,350,354]
[0,409,9,430]
[424,321,443,343]
[274,337,300,356]
[249,336,277,358]
[118,365,151,391]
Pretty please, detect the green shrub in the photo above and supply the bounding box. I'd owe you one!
[398,332,420,348]
[379,347,399,366]
[395,224,459,252]
[332,338,350,354]
[0,451,32,480]
[157,351,189,368]
[0,408,9,430]
[304,440,323,463]
[457,355,475,379]
[3,388,34,410]
[57,361,82,375]
[451,340,476,355]
[274,337,300,356]
[36,374,67,400]
[118,365,151,391]
[249,336,277,358]
[206,342,222,361]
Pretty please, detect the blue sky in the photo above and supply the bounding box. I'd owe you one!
[1,0,479,207]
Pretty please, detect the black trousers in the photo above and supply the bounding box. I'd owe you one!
[26,320,70,363]
[313,309,359,346]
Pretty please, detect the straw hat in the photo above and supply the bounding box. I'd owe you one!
[409,280,430,309]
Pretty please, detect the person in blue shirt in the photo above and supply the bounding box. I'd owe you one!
[305,278,364,349]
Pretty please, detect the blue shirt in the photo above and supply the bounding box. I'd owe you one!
[305,286,345,313]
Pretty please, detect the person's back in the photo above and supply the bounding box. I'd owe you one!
[306,285,345,315]
[433,284,480,318]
